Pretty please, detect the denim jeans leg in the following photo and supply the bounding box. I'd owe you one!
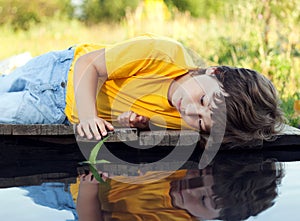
[0,49,74,124]
[0,91,26,123]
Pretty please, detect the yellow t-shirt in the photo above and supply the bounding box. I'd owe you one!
[65,34,198,129]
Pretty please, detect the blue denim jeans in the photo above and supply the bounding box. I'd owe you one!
[0,48,74,124]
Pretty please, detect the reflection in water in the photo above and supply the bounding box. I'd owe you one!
[20,183,77,218]
[0,183,77,221]
[73,153,284,221]
[205,155,283,221]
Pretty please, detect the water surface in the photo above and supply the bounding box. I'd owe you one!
[1,145,299,221]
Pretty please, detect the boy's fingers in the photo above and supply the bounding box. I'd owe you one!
[117,111,150,128]
[82,124,93,139]
[96,121,108,137]
[90,122,102,140]
[135,116,148,124]
[117,111,133,127]
[138,115,145,123]
[129,112,137,122]
[104,120,114,130]
[76,125,85,137]
[77,117,115,140]
[101,172,108,181]
[79,174,86,181]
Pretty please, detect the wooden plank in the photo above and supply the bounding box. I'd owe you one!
[0,124,12,135]
[0,124,74,135]
[139,130,170,146]
[1,124,299,148]
[40,124,59,135]
[279,124,300,135]
[75,128,138,142]
[12,124,41,135]
[139,131,157,146]
[113,128,138,142]
[0,124,69,135]
[168,130,180,146]
[139,130,199,146]
[58,124,74,135]
[178,130,200,146]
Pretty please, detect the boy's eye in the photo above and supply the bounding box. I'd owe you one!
[200,95,205,105]
[199,119,202,132]
[201,195,207,207]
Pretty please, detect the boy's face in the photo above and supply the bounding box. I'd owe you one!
[170,169,221,219]
[170,68,223,132]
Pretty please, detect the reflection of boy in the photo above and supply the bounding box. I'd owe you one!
[74,155,283,221]
[210,155,284,220]
[76,171,205,220]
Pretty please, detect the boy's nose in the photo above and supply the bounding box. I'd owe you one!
[184,103,201,116]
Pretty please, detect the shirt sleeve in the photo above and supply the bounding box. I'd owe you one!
[105,34,198,80]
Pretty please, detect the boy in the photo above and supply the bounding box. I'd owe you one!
[0,34,285,145]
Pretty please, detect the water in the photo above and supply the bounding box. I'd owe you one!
[0,183,76,221]
[247,162,300,221]
[0,137,300,221]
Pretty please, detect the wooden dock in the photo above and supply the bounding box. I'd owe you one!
[1,123,300,147]
[0,124,200,146]
[1,123,300,188]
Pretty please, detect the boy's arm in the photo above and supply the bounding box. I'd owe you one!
[77,173,103,221]
[74,49,114,140]
[117,111,150,129]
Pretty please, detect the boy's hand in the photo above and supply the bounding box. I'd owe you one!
[79,171,108,185]
[77,116,114,140]
[117,111,149,129]
[78,171,108,200]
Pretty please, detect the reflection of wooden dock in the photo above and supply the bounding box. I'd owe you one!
[0,131,83,188]
[1,124,300,188]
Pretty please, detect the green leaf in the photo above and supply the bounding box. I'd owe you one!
[79,159,110,165]
[89,164,105,183]
[79,135,111,183]
[89,135,110,164]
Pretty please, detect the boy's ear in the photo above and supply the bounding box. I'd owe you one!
[205,67,217,75]
[189,68,206,76]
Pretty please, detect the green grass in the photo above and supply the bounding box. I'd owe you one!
[0,7,299,127]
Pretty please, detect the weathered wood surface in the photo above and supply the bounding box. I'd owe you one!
[0,124,201,146]
[1,124,300,188]
[76,128,139,142]
[138,130,200,146]
[76,129,200,146]
[0,124,74,135]
[0,124,300,147]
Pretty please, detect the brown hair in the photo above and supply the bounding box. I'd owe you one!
[211,154,284,221]
[207,66,285,148]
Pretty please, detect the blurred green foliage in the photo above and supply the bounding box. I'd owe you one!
[80,0,140,24]
[0,0,73,31]
[2,0,299,28]
[163,0,238,18]
[0,0,299,127]
[281,97,300,128]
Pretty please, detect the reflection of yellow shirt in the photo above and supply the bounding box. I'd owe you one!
[98,170,198,221]
[65,34,197,129]
[70,170,198,221]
